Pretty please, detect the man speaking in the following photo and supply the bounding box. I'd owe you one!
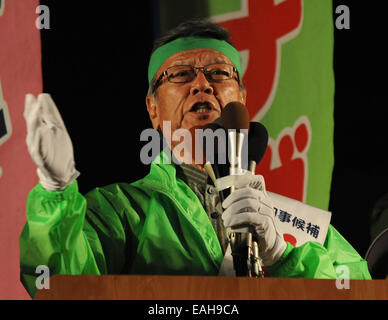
[20,19,371,298]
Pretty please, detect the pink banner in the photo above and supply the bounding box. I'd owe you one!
[0,0,42,299]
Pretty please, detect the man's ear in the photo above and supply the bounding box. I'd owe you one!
[146,94,160,129]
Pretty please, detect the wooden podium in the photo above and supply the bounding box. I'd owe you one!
[34,275,388,300]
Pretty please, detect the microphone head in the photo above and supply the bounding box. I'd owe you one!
[248,121,268,164]
[221,101,250,131]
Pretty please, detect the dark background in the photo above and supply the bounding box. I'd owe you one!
[39,1,155,193]
[330,1,387,256]
[39,1,388,257]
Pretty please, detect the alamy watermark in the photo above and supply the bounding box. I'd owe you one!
[32,4,350,31]
[35,265,50,290]
[140,121,248,167]
[335,5,350,30]
[35,5,50,30]
[335,265,350,290]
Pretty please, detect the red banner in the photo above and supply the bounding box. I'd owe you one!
[0,0,42,299]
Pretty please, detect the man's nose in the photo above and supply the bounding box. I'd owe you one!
[189,70,214,96]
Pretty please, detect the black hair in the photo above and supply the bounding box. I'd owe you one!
[151,18,233,54]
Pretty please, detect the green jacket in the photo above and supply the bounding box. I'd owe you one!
[20,156,371,298]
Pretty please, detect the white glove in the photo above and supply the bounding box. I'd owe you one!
[24,93,80,191]
[218,173,287,266]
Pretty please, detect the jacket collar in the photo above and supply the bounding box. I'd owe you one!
[143,149,178,191]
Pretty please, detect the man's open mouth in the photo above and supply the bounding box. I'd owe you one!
[190,102,213,113]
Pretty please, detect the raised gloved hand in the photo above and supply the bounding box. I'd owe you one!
[24,93,80,191]
[216,173,286,266]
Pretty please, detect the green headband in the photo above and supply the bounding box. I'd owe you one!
[148,36,242,85]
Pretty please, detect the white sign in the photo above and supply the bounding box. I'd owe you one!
[268,191,331,247]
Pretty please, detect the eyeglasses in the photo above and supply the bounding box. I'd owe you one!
[152,63,239,93]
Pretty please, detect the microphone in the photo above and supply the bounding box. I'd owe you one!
[247,121,268,173]
[221,102,250,179]
[246,121,268,278]
[221,102,252,277]
[203,118,268,198]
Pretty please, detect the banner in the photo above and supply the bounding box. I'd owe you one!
[157,0,334,210]
[0,0,42,299]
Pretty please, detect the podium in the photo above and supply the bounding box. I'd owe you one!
[34,275,388,300]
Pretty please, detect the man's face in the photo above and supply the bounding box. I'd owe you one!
[146,48,246,136]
